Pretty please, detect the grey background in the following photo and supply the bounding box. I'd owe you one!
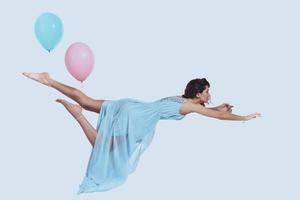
[1,0,299,199]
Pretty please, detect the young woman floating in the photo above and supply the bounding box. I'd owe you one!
[22,72,261,194]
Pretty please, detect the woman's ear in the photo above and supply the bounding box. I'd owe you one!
[196,92,202,98]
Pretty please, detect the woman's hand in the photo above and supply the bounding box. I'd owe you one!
[244,112,262,121]
[216,103,234,113]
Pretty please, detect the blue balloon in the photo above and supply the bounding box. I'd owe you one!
[34,12,63,52]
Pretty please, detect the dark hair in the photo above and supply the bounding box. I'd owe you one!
[181,78,210,106]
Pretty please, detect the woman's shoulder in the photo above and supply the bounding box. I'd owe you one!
[174,95,197,115]
[176,96,206,115]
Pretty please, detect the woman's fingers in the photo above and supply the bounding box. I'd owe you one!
[246,112,262,120]
[255,112,262,117]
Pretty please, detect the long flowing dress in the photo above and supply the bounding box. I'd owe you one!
[77,95,187,194]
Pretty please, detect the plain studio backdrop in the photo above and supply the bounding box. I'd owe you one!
[0,0,299,199]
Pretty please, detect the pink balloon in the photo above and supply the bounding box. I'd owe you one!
[65,42,94,82]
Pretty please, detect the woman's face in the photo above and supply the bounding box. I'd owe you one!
[198,86,211,103]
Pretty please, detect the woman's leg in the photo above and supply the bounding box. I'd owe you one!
[56,99,127,150]
[56,99,98,147]
[51,79,104,113]
[22,72,104,113]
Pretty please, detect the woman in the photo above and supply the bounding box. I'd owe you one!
[22,72,261,194]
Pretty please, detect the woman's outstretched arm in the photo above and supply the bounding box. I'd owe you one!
[189,103,261,121]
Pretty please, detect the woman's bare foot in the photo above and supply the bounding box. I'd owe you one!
[22,72,53,87]
[56,99,83,120]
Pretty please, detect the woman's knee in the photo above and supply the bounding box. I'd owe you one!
[81,98,104,113]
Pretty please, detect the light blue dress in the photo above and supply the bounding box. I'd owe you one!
[77,95,187,194]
